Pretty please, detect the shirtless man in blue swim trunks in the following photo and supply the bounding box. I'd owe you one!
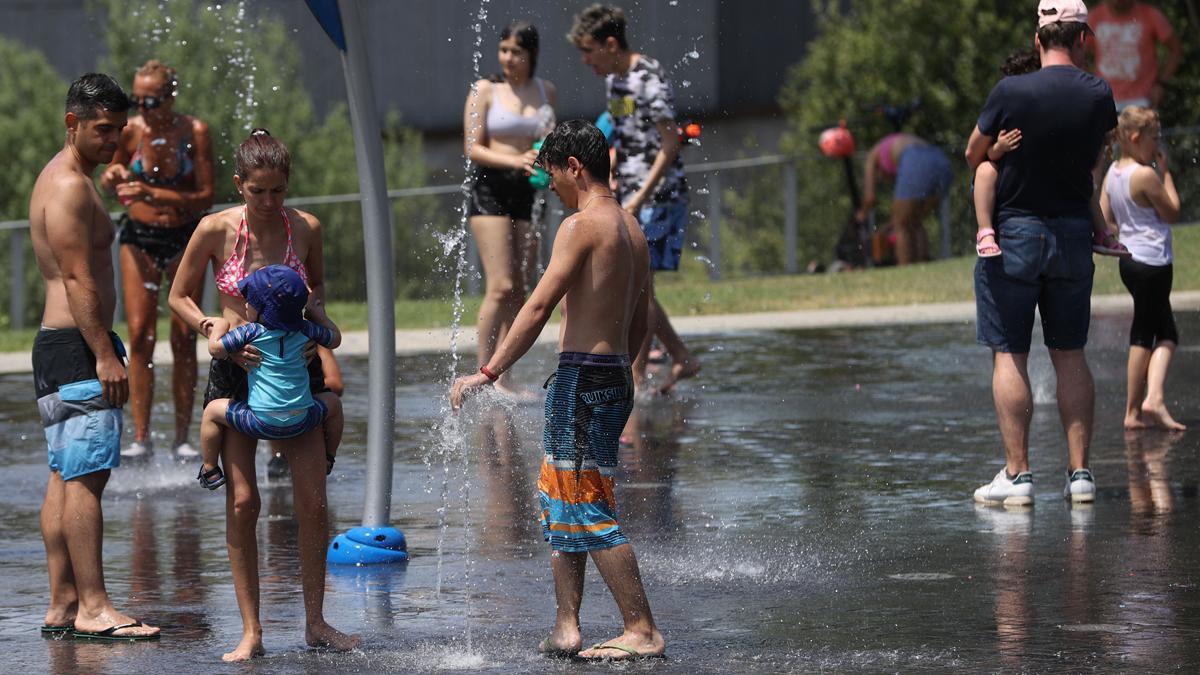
[28,73,159,640]
[451,120,665,661]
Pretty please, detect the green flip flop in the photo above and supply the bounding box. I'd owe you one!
[40,623,74,638]
[72,621,160,641]
[584,642,649,661]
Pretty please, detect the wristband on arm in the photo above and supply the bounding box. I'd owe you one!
[480,365,499,381]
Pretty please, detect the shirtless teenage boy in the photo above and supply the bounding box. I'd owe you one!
[29,73,159,640]
[451,120,665,661]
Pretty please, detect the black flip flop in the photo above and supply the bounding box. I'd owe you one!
[72,621,160,641]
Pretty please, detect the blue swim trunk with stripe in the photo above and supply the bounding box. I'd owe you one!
[33,329,125,480]
[537,352,635,553]
[225,398,328,441]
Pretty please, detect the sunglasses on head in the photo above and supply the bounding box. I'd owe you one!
[130,94,169,110]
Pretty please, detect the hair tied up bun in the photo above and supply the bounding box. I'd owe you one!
[250,128,271,137]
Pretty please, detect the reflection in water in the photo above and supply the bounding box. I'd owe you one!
[263,485,301,600]
[1118,431,1184,666]
[129,495,212,640]
[172,505,204,605]
[474,408,537,559]
[1125,431,1178,519]
[5,320,1200,670]
[129,498,161,606]
[618,398,689,539]
[45,634,158,673]
[328,563,406,633]
[976,505,1033,668]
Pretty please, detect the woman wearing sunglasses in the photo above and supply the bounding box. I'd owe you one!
[100,59,215,460]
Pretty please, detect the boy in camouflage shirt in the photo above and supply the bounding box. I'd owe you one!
[570,3,700,393]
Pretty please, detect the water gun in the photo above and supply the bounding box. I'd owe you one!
[528,139,550,189]
[595,111,701,147]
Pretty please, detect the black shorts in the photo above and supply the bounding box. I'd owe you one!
[118,214,200,271]
[1119,258,1178,348]
[468,166,535,220]
[203,356,327,407]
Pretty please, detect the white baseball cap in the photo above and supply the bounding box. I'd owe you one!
[1037,0,1089,27]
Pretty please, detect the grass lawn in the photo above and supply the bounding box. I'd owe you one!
[2,224,1196,354]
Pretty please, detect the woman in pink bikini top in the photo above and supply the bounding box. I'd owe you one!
[214,205,311,297]
[171,128,327,337]
[166,128,358,656]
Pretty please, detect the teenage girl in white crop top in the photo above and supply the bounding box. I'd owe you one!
[463,21,557,397]
[1100,106,1185,431]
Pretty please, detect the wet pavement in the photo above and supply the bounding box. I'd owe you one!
[1,310,1199,672]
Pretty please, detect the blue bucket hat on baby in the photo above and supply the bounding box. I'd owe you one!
[238,264,309,332]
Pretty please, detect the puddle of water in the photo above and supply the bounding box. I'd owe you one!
[1,313,1199,670]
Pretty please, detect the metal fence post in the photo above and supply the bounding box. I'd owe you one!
[111,240,124,325]
[783,160,798,274]
[707,173,722,281]
[939,197,951,259]
[9,229,24,330]
[465,227,481,296]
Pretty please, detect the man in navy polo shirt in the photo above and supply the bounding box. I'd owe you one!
[965,0,1118,506]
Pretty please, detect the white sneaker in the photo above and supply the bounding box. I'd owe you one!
[974,468,1034,506]
[1063,469,1096,503]
[121,440,153,459]
[173,442,200,459]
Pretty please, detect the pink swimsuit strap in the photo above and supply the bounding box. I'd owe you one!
[215,207,311,297]
[876,133,904,177]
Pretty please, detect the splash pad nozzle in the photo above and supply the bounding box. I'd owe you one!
[327,526,408,565]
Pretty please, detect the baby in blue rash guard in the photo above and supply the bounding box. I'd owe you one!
[196,264,343,490]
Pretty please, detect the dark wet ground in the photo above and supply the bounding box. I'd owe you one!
[1,310,1198,672]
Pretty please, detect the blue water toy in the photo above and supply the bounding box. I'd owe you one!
[327,525,408,565]
[595,111,615,142]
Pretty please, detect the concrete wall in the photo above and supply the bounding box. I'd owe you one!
[0,0,813,133]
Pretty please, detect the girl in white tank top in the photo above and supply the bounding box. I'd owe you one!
[1103,162,1173,266]
[1101,106,1185,432]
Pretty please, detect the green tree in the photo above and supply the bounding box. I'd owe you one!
[0,36,66,326]
[93,0,443,300]
[765,0,1200,267]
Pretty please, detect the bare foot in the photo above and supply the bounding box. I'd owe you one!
[43,601,77,629]
[1124,412,1147,430]
[537,627,582,658]
[1141,401,1186,431]
[306,621,361,652]
[73,608,160,638]
[656,356,701,395]
[223,631,266,662]
[578,630,665,660]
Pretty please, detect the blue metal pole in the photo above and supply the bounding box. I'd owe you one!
[310,0,406,565]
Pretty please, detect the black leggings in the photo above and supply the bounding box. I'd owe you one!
[1119,258,1178,348]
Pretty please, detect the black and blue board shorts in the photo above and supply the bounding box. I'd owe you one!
[33,328,125,480]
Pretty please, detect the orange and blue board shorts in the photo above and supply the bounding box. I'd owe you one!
[537,352,635,553]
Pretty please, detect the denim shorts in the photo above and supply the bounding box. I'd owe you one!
[638,199,688,271]
[895,145,952,201]
[975,216,1094,353]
